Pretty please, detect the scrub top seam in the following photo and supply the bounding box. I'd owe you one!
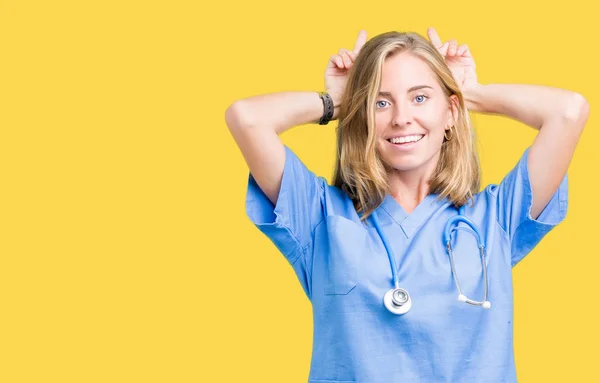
[487,189,514,268]
[277,220,304,265]
[380,203,403,228]
[494,212,510,239]
[297,229,317,267]
[494,217,513,267]
[285,179,326,259]
[294,217,324,285]
[485,186,510,239]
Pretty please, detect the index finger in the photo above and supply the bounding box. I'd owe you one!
[427,27,443,48]
[353,30,368,54]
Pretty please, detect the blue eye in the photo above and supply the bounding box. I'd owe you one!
[376,100,389,108]
[414,94,428,103]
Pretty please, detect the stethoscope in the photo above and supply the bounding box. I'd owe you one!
[370,204,491,315]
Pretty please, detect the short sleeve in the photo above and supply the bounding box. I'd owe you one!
[245,145,326,267]
[492,146,569,267]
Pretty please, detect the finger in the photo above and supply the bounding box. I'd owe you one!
[448,39,458,56]
[457,44,470,57]
[339,48,357,62]
[337,49,350,66]
[427,27,443,48]
[340,51,352,68]
[353,30,368,54]
[327,54,343,69]
[448,45,456,56]
[439,42,449,57]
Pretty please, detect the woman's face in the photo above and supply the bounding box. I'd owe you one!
[374,51,457,174]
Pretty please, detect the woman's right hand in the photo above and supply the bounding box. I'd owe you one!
[324,30,368,104]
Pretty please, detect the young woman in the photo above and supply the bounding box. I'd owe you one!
[224,27,589,383]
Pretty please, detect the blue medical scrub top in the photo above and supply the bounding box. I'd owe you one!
[245,145,568,383]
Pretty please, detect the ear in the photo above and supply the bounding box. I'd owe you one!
[446,94,459,129]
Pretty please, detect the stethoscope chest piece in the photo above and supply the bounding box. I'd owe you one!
[384,287,412,315]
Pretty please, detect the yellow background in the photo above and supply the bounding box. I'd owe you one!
[0,0,597,382]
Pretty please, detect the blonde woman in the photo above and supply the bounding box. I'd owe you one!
[225,27,588,382]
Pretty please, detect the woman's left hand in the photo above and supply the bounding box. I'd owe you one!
[427,27,479,93]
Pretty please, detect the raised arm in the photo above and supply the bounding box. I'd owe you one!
[224,30,367,206]
[427,27,590,220]
[464,84,588,220]
[225,92,338,206]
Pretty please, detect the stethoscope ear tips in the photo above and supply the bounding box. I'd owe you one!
[482,301,491,309]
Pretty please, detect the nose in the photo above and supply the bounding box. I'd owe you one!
[392,101,412,127]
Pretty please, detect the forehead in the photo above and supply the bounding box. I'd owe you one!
[380,52,439,91]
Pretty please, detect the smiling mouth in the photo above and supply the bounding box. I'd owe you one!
[386,134,425,145]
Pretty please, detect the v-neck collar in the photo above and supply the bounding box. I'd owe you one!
[378,192,449,238]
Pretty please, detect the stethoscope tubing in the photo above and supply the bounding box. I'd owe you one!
[370,203,491,313]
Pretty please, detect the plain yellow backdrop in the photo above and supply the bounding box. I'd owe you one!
[0,0,597,382]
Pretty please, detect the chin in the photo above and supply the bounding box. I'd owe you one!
[379,153,418,170]
[381,150,436,174]
[387,160,423,172]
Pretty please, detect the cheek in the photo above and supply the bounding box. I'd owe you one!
[374,112,386,128]
[415,107,449,132]
[374,116,389,138]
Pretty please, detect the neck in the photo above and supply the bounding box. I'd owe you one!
[387,158,438,214]
[388,173,430,212]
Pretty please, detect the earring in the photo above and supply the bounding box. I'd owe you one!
[444,126,454,141]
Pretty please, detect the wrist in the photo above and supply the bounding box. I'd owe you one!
[328,92,343,121]
[462,83,484,113]
[317,91,343,125]
[329,92,343,107]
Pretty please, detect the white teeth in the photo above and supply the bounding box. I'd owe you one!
[389,135,424,144]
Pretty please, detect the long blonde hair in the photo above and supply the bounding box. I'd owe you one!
[332,31,481,222]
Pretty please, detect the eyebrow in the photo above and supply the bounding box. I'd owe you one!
[378,85,433,97]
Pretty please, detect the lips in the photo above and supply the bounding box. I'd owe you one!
[384,133,426,152]
[387,134,425,144]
